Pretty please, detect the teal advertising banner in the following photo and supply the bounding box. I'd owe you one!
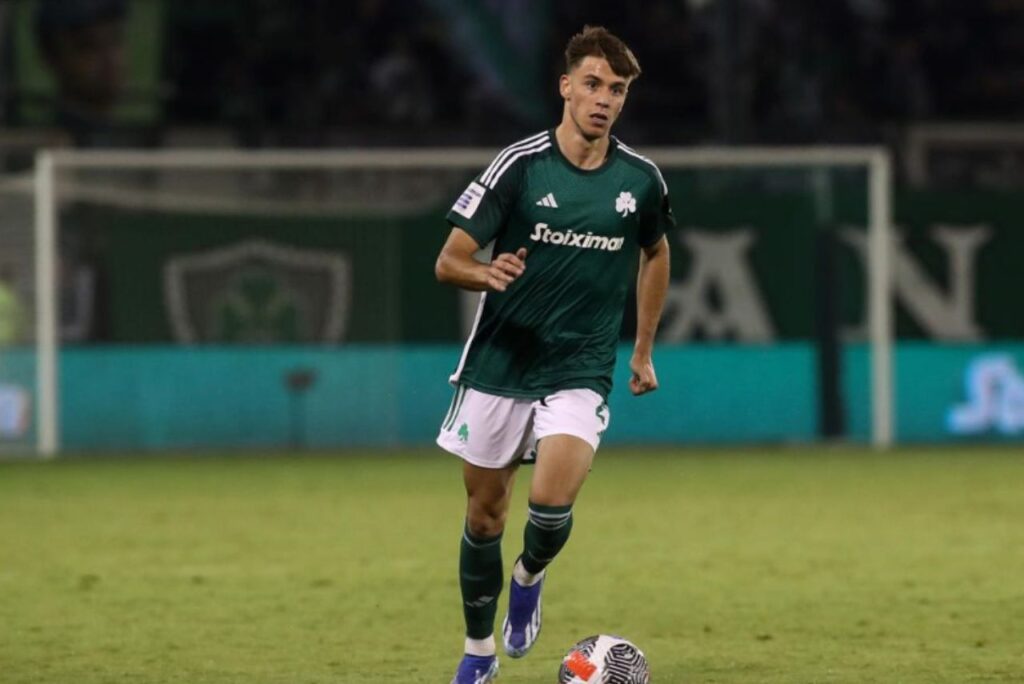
[16,344,1017,451]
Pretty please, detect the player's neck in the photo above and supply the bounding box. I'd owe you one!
[554,121,610,171]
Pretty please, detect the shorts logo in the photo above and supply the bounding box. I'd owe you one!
[452,182,486,219]
[615,191,637,217]
[529,223,624,252]
[458,422,470,442]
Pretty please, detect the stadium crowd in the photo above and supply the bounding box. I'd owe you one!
[2,0,1024,147]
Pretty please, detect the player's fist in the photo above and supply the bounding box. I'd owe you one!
[486,248,527,292]
[628,354,658,396]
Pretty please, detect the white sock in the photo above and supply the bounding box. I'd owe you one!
[464,635,496,657]
[513,557,544,587]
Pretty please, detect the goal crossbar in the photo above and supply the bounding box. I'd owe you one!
[45,146,887,170]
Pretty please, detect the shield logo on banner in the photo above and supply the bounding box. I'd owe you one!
[164,240,351,343]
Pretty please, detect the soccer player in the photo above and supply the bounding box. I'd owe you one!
[435,26,673,684]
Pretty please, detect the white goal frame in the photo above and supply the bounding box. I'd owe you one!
[34,146,893,455]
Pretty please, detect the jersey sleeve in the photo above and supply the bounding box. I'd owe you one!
[446,157,524,247]
[638,169,675,248]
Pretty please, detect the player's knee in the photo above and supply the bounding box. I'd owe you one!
[465,504,508,538]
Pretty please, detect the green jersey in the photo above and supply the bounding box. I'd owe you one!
[446,129,675,399]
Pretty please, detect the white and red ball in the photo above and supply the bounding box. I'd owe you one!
[558,634,650,684]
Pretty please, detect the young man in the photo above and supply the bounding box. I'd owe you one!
[435,26,673,684]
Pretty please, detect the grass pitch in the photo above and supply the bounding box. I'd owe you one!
[1,447,1022,683]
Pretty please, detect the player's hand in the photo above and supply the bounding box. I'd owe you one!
[629,353,659,396]
[485,248,527,292]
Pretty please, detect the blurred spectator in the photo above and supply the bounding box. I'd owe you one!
[34,0,158,147]
[0,266,26,346]
[368,34,437,125]
[879,35,932,120]
[625,0,708,142]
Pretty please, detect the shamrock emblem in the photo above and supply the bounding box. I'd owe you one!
[615,191,636,217]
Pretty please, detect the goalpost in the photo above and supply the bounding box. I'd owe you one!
[32,146,893,455]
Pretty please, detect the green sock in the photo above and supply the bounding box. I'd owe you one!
[459,522,503,639]
[521,501,573,575]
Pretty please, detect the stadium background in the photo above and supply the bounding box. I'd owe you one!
[3,0,1023,451]
[1,3,1024,683]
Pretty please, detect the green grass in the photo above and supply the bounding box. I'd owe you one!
[1,447,1023,683]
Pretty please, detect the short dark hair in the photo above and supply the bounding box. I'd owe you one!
[564,26,641,81]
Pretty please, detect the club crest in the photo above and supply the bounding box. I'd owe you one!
[164,240,351,343]
[615,191,636,217]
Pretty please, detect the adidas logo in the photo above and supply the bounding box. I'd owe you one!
[535,193,559,208]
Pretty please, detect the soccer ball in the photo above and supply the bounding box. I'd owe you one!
[558,634,650,683]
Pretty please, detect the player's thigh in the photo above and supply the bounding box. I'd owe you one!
[437,385,534,468]
[529,433,594,506]
[529,388,609,506]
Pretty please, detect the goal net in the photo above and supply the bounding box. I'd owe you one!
[7,147,892,456]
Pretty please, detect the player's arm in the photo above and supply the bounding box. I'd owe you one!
[630,235,670,395]
[435,227,527,293]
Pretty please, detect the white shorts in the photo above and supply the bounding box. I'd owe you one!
[436,385,610,469]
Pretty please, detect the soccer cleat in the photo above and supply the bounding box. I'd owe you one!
[502,566,545,658]
[451,653,499,684]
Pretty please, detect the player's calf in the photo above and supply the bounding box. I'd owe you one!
[503,502,573,657]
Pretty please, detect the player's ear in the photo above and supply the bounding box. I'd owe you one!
[559,74,571,100]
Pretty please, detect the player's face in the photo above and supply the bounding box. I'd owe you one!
[560,56,631,141]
